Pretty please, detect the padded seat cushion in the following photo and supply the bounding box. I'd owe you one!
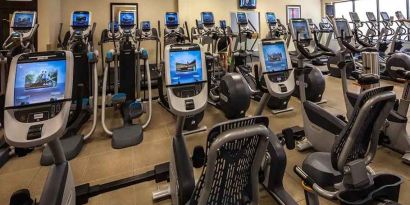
[302,152,343,189]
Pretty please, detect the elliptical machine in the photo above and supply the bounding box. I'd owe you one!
[0,11,38,168]
[41,11,99,165]
[193,12,251,119]
[7,51,76,205]
[288,20,327,104]
[158,12,206,133]
[101,10,152,149]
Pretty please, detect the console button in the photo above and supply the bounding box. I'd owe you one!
[279,84,287,92]
[185,99,195,110]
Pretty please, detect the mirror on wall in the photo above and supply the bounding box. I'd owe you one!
[110,3,138,25]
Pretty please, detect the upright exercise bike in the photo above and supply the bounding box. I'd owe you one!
[7,51,76,205]
[158,12,206,133]
[0,11,38,168]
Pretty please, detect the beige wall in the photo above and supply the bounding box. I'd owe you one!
[37,0,323,53]
[179,0,322,39]
[37,0,61,51]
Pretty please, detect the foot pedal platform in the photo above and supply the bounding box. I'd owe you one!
[112,125,143,149]
[40,134,84,166]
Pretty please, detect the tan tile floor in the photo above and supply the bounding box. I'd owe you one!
[0,75,409,205]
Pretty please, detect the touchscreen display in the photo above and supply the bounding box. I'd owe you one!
[14,60,66,106]
[336,20,350,37]
[13,13,34,28]
[266,12,277,24]
[349,12,360,22]
[237,12,248,25]
[220,20,227,29]
[169,50,203,85]
[292,20,310,40]
[367,12,376,21]
[166,12,179,26]
[326,4,335,17]
[262,42,289,73]
[381,12,389,21]
[108,22,119,33]
[201,12,214,25]
[240,0,256,9]
[120,11,135,26]
[72,11,90,27]
[141,21,151,31]
[397,11,405,20]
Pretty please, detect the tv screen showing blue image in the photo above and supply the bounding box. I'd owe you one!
[14,60,67,106]
[237,12,248,24]
[240,0,256,9]
[292,20,310,40]
[169,50,203,86]
[72,11,90,27]
[165,12,179,27]
[141,21,151,31]
[266,12,277,24]
[120,12,135,26]
[201,12,214,25]
[263,42,289,73]
[13,13,34,28]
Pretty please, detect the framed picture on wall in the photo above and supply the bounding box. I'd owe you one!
[286,5,301,23]
[110,3,138,25]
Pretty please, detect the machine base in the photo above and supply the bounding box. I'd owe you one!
[0,147,11,168]
[272,107,294,115]
[40,134,84,166]
[112,125,143,149]
[402,153,410,165]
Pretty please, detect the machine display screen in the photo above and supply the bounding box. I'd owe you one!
[239,0,256,9]
[14,60,66,107]
[220,20,227,29]
[165,12,179,27]
[141,21,151,31]
[381,12,390,21]
[72,11,90,27]
[13,13,34,28]
[262,41,289,73]
[397,11,405,20]
[367,12,376,21]
[120,11,135,27]
[349,12,360,22]
[325,4,335,17]
[237,12,248,25]
[291,20,310,40]
[336,20,350,37]
[201,12,215,25]
[169,49,203,86]
[266,12,277,24]
[108,22,119,33]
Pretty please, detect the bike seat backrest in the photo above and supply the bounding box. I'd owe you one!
[331,86,396,172]
[189,116,270,205]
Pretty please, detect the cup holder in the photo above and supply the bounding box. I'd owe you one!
[337,174,403,205]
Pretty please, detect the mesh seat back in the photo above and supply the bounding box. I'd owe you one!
[331,86,396,171]
[189,116,270,205]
